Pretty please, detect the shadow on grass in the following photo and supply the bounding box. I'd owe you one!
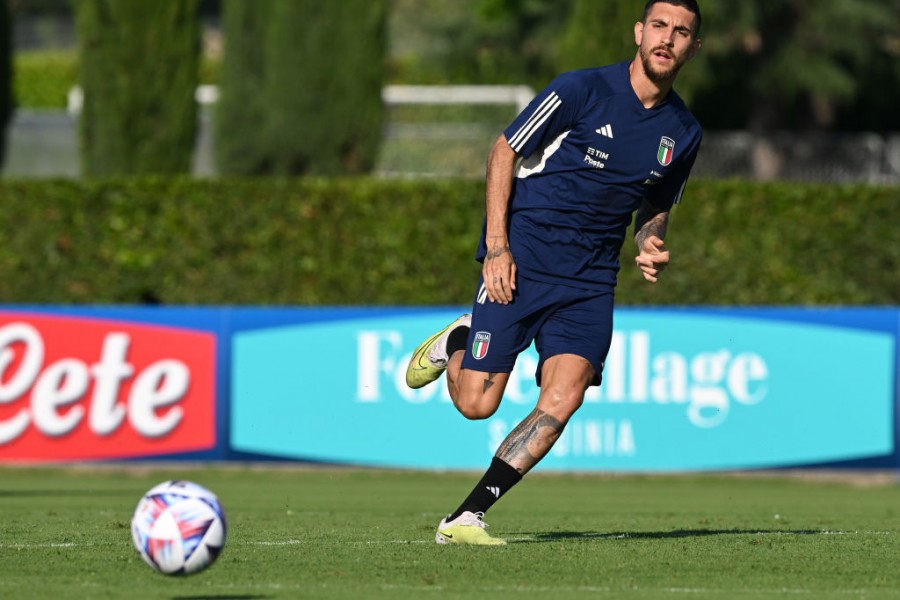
[0,489,136,498]
[513,529,827,543]
[173,596,274,600]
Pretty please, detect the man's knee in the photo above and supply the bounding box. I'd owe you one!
[451,370,507,420]
[538,386,585,420]
[454,393,500,420]
[536,354,593,419]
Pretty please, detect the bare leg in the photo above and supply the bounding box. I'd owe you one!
[495,408,564,474]
[495,354,594,474]
[438,354,595,534]
[445,349,510,420]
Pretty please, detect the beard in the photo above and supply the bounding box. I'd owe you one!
[640,45,683,85]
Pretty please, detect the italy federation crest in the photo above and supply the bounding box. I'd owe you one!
[472,331,491,359]
[657,136,675,166]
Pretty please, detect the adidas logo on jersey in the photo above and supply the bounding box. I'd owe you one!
[595,124,614,138]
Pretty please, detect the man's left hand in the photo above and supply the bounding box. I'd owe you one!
[635,235,669,283]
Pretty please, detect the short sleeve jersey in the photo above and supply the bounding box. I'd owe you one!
[476,61,703,290]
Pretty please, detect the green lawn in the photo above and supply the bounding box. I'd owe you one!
[1,466,899,599]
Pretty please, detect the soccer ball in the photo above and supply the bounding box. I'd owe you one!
[131,480,227,576]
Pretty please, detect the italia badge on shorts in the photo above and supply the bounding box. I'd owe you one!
[657,136,675,166]
[472,331,491,359]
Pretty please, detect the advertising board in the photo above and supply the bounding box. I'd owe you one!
[230,307,898,471]
[0,309,218,461]
[1,306,895,471]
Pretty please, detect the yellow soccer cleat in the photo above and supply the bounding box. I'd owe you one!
[405,314,471,389]
[435,511,506,546]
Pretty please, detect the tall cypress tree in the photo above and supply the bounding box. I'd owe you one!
[213,0,271,175]
[266,0,386,176]
[217,0,386,176]
[75,0,199,175]
[558,0,645,73]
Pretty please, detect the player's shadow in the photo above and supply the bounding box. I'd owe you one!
[514,528,825,543]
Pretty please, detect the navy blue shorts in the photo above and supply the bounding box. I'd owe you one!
[460,274,615,387]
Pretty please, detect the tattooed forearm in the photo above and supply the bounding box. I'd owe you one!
[495,409,565,474]
[634,206,669,249]
[485,245,511,260]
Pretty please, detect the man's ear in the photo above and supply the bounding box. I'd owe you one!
[634,21,644,47]
[687,38,701,60]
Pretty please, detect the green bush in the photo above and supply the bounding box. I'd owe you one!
[0,178,896,305]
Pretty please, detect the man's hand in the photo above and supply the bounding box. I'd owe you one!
[483,239,517,303]
[634,235,669,283]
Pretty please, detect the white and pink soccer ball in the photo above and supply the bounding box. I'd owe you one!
[131,480,227,576]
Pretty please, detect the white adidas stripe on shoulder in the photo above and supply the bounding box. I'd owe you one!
[507,92,562,152]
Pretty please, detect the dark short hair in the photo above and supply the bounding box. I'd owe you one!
[643,0,702,36]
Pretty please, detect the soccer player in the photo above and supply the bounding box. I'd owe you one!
[406,0,703,545]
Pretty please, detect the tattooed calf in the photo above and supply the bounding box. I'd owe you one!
[495,408,565,474]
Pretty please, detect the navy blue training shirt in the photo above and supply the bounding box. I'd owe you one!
[477,61,703,290]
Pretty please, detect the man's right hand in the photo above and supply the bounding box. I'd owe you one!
[483,240,516,304]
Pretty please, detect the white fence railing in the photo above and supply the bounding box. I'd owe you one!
[8,85,900,183]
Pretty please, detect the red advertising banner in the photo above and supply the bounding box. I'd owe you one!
[0,312,216,461]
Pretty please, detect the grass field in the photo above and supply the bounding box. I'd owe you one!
[2,465,900,599]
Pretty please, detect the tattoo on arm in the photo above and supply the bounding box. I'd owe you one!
[485,245,511,260]
[495,408,565,474]
[634,208,668,249]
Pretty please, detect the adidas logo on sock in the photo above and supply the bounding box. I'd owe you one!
[486,486,501,498]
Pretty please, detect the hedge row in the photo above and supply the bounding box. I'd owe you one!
[0,177,897,306]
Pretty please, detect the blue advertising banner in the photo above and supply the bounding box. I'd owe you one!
[1,305,896,471]
[229,307,898,471]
